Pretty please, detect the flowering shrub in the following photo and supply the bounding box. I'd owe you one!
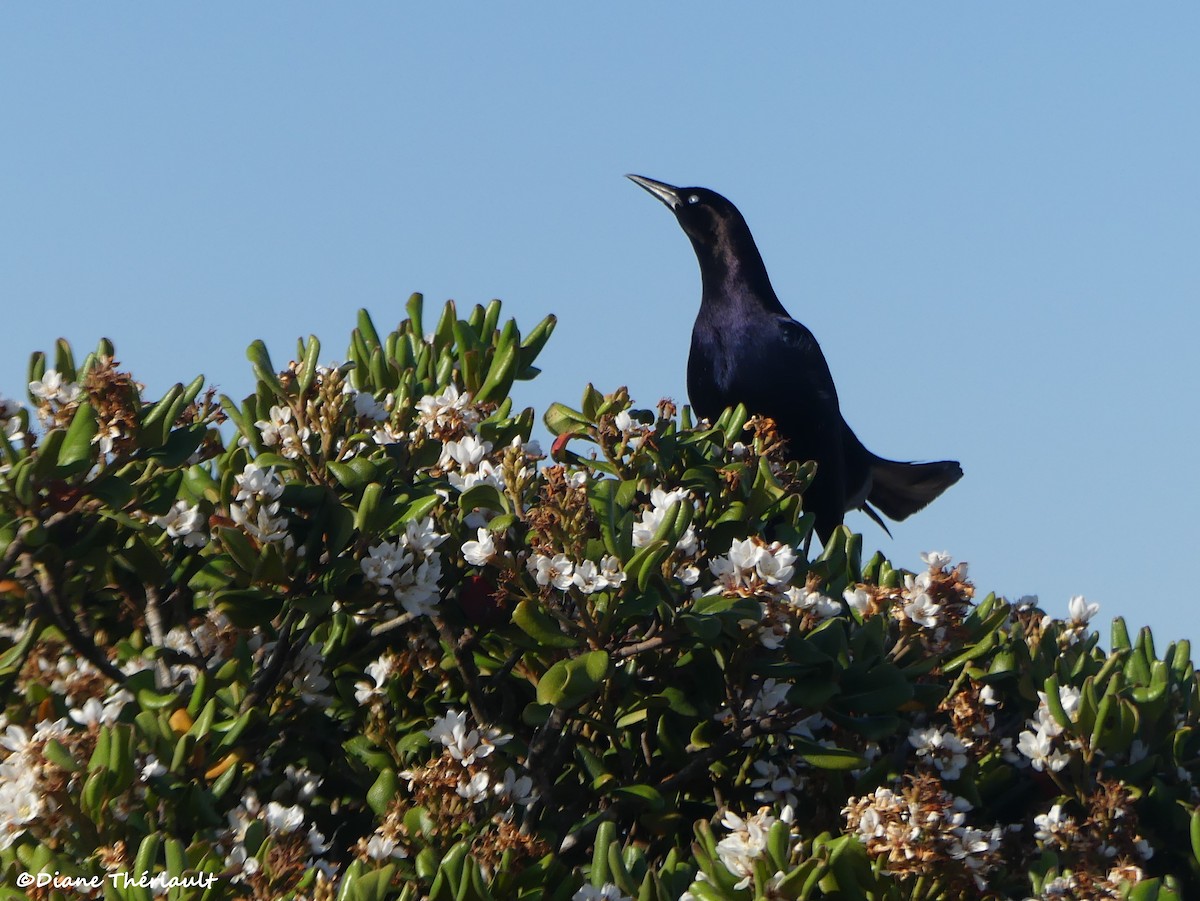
[0,296,1198,900]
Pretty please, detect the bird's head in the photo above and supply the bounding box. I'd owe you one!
[626,175,750,256]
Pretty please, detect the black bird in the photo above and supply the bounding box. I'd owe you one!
[628,174,962,543]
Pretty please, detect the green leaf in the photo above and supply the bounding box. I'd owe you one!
[140,383,189,450]
[458,483,508,514]
[517,313,557,378]
[298,335,322,395]
[56,400,99,471]
[368,768,398,816]
[544,402,591,437]
[475,319,520,403]
[513,600,578,648]
[536,651,610,708]
[247,339,287,400]
[791,737,867,770]
[611,783,666,811]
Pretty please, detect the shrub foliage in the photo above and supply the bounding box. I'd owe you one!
[1,296,1198,900]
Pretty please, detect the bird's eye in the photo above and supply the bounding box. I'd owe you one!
[687,194,700,204]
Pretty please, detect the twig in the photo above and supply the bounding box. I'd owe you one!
[143,585,172,690]
[33,565,127,686]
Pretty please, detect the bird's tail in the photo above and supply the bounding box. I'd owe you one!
[866,458,963,522]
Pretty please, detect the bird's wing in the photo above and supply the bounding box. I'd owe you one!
[771,317,841,413]
[766,316,847,540]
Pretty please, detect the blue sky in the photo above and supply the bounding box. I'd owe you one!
[3,6,1197,644]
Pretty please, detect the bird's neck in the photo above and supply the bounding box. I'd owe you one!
[698,243,788,318]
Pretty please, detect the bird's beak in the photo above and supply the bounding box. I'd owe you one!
[626,174,682,210]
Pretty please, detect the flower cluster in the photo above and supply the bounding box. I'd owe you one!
[416,709,534,814]
[1016,684,1081,773]
[220,787,333,888]
[840,551,974,649]
[1026,779,1153,897]
[714,805,796,891]
[0,718,68,851]
[381,708,541,876]
[1061,594,1101,647]
[632,487,699,556]
[844,774,1004,891]
[255,404,312,460]
[0,392,24,444]
[526,552,626,595]
[231,462,291,546]
[360,517,450,618]
[908,724,972,781]
[152,499,209,548]
[415,383,481,439]
[28,368,83,421]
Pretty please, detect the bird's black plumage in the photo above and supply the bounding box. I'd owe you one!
[628,174,962,543]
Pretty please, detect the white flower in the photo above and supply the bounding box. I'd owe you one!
[710,540,757,591]
[283,765,322,805]
[1031,685,1080,737]
[361,540,411,589]
[441,435,489,470]
[632,488,698,556]
[904,593,941,629]
[755,542,796,586]
[456,771,491,803]
[572,559,604,594]
[281,642,333,707]
[365,833,407,860]
[1033,803,1071,845]
[528,553,575,591]
[254,405,311,460]
[1067,595,1100,627]
[426,709,509,767]
[600,555,627,588]
[403,516,448,555]
[908,725,971,780]
[573,885,631,901]
[0,778,41,850]
[69,695,123,734]
[415,383,479,435]
[394,555,442,618]
[440,435,505,491]
[493,767,535,807]
[307,825,331,855]
[921,550,952,572]
[152,500,209,548]
[354,653,397,705]
[748,679,791,718]
[224,843,260,881]
[2,414,24,446]
[234,463,285,502]
[462,528,496,566]
[750,759,800,807]
[353,391,390,421]
[1017,728,1069,772]
[675,563,700,586]
[786,586,842,619]
[715,808,778,890]
[230,500,291,544]
[264,801,305,835]
[843,587,871,616]
[140,754,167,781]
[29,369,83,406]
